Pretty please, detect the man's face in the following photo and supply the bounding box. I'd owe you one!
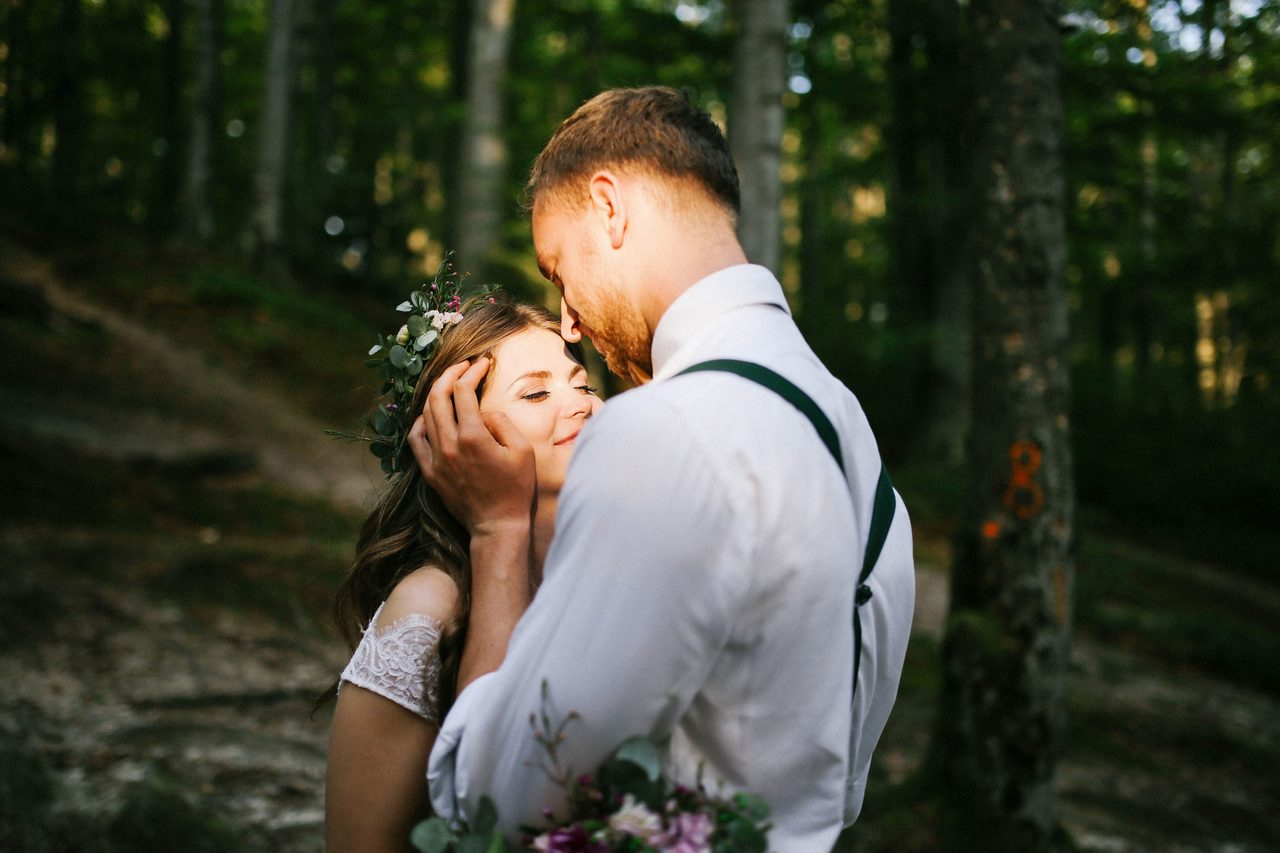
[532,198,652,378]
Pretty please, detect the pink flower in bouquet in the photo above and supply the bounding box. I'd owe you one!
[653,810,713,853]
[532,824,607,853]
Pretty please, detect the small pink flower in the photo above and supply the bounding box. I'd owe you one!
[653,811,713,853]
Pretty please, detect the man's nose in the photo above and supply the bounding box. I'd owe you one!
[560,295,583,343]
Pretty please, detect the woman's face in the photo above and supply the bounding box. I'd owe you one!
[479,327,602,494]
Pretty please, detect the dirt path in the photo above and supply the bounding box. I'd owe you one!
[0,237,379,511]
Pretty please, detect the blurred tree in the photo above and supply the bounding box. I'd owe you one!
[731,0,789,274]
[885,0,970,464]
[253,0,298,267]
[933,0,1076,846]
[50,0,84,212]
[181,0,222,243]
[456,0,516,278]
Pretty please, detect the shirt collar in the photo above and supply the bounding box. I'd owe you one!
[650,264,791,380]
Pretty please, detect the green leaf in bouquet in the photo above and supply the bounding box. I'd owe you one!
[409,817,456,853]
[598,756,662,806]
[417,329,439,349]
[716,815,769,853]
[611,735,662,782]
[370,440,396,459]
[364,358,384,369]
[381,455,395,475]
[374,411,394,435]
[471,796,499,837]
[407,314,429,338]
[390,344,411,369]
[406,354,424,376]
[455,831,508,853]
[731,791,771,823]
[397,300,414,312]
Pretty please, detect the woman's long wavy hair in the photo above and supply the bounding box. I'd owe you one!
[322,298,573,720]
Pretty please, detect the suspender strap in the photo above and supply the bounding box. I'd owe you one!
[676,359,843,469]
[674,358,897,694]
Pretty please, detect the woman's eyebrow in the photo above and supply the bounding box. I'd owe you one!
[506,369,552,391]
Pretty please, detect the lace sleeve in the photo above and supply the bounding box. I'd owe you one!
[340,602,445,724]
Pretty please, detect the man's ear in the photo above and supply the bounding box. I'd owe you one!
[587,171,627,249]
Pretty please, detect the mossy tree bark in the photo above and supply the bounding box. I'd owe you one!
[730,0,789,276]
[456,0,515,279]
[934,0,1075,847]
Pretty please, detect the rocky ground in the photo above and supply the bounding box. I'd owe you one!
[1,236,1277,851]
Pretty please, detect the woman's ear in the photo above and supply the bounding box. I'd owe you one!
[587,171,627,249]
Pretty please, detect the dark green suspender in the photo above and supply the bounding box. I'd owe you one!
[675,358,896,694]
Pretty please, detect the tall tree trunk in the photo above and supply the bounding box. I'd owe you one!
[921,0,970,465]
[51,0,84,210]
[155,0,186,238]
[886,0,971,465]
[455,0,515,278]
[253,0,298,266]
[182,0,221,242]
[934,0,1075,846]
[1,0,32,171]
[312,0,335,219]
[730,0,789,275]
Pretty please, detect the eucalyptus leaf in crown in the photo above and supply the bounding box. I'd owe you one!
[329,256,498,478]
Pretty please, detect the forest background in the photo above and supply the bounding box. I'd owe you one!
[0,0,1277,851]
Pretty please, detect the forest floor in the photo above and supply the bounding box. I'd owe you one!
[1,233,1277,852]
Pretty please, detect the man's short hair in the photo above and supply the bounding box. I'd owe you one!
[525,86,740,218]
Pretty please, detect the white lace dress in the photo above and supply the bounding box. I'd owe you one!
[339,601,445,724]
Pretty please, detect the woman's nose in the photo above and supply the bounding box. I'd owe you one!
[560,296,583,343]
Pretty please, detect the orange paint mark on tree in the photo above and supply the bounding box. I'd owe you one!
[1002,440,1045,519]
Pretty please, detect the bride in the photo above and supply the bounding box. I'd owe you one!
[322,297,602,852]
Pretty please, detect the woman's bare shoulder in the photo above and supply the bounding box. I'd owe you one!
[375,567,459,630]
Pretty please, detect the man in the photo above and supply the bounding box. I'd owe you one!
[410,86,915,850]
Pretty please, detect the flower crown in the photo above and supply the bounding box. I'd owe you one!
[333,257,498,478]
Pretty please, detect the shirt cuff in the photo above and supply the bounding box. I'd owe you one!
[427,670,497,826]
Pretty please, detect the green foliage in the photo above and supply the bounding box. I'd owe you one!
[1074,534,1280,695]
[0,736,56,851]
[105,771,241,853]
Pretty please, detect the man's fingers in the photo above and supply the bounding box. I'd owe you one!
[451,357,490,440]
[481,410,533,455]
[407,413,434,477]
[426,360,474,451]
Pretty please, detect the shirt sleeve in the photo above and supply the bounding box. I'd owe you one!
[427,393,754,831]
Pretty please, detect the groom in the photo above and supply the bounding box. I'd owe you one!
[410,86,915,850]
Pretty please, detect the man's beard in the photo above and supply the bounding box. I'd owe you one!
[586,300,652,382]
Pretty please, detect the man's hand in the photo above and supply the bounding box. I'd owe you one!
[407,358,537,536]
[408,358,535,690]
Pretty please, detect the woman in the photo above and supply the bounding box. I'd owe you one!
[323,298,602,852]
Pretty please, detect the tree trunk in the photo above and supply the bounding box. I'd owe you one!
[934,0,1075,846]
[312,0,335,218]
[921,0,970,465]
[51,0,84,209]
[155,0,186,238]
[730,0,789,275]
[455,0,515,278]
[1,0,32,171]
[182,0,222,243]
[253,0,298,265]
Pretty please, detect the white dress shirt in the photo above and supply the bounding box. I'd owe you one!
[428,265,915,851]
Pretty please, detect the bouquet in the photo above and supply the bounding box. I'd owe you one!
[411,692,772,853]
